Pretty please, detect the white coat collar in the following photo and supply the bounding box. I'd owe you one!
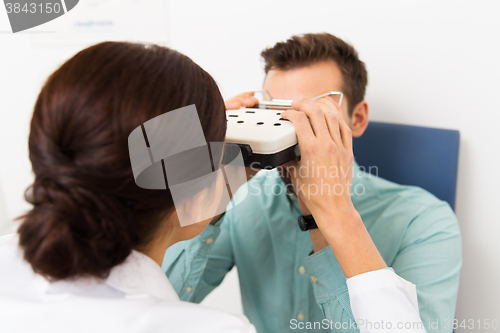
[1,234,178,302]
[104,249,179,302]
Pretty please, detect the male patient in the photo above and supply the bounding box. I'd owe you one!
[163,33,462,333]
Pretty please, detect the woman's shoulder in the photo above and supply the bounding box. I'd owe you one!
[142,300,256,333]
[0,233,18,246]
[0,233,25,272]
[0,233,51,296]
[0,295,256,333]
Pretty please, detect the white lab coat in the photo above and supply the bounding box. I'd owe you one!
[0,234,256,333]
[0,233,425,333]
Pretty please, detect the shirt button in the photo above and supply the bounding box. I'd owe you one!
[286,202,291,207]
[298,266,306,274]
[185,287,193,293]
[288,194,296,201]
[205,238,214,245]
[310,275,317,283]
[297,312,305,321]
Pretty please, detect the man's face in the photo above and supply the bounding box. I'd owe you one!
[262,60,352,127]
[262,60,352,192]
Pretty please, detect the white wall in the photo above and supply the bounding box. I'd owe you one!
[0,176,10,235]
[0,0,169,233]
[1,0,499,330]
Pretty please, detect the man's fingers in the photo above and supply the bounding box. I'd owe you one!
[280,109,316,148]
[225,101,242,110]
[314,98,353,151]
[329,100,353,151]
[225,92,259,110]
[311,99,343,147]
[289,100,331,140]
[314,96,337,111]
[338,116,353,152]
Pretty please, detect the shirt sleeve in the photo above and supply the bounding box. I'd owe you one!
[303,245,359,332]
[303,201,460,333]
[303,248,426,333]
[390,203,462,333]
[162,216,235,303]
[346,267,426,332]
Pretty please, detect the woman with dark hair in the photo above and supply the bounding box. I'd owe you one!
[0,41,255,332]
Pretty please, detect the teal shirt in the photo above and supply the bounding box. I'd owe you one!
[162,162,462,333]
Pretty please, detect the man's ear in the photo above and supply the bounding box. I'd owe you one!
[350,100,369,138]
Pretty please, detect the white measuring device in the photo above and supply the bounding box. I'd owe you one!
[224,91,343,169]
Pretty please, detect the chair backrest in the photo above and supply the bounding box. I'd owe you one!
[353,121,460,210]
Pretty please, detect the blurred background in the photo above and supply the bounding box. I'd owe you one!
[1,1,499,331]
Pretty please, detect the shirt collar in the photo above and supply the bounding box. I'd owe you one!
[104,249,179,302]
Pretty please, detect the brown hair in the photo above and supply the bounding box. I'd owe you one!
[261,33,368,116]
[17,42,226,280]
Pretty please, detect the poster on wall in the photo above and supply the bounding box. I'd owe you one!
[29,0,168,47]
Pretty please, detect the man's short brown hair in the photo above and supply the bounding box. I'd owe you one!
[261,33,368,116]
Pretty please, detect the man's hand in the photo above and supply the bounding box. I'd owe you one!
[281,97,386,278]
[225,92,259,110]
[282,97,350,253]
[282,98,355,218]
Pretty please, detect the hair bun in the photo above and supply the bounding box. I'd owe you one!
[19,173,135,280]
